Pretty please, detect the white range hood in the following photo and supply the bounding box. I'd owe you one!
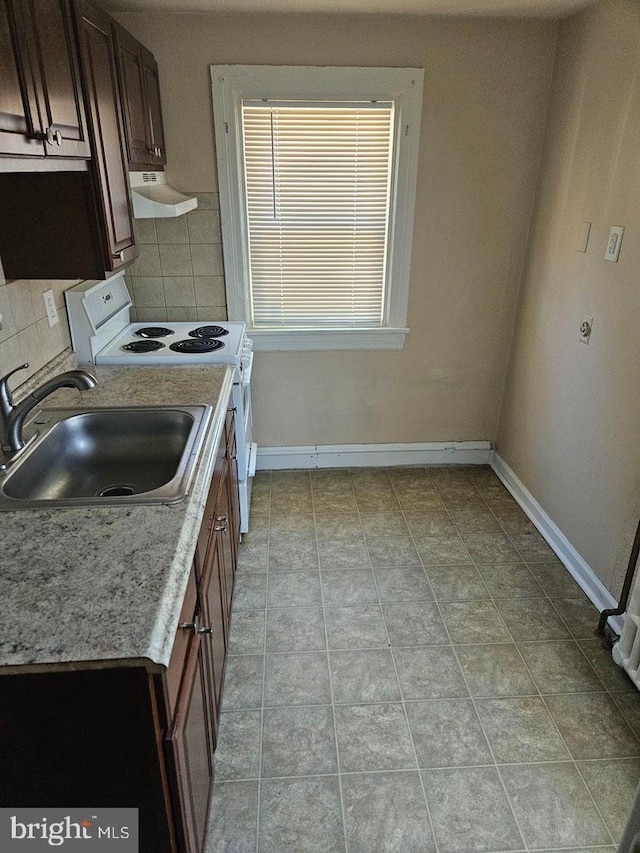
[129,171,198,218]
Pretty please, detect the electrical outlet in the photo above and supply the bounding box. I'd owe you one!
[43,289,58,327]
[579,315,593,344]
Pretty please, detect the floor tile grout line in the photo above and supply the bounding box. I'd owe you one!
[215,691,640,733]
[374,472,484,853]
[256,469,271,852]
[395,469,532,852]
[313,470,352,853]
[229,466,634,852]
[352,465,443,853]
[469,526,619,849]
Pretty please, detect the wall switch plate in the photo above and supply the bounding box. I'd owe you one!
[43,289,59,327]
[577,221,591,253]
[579,315,594,344]
[605,225,624,262]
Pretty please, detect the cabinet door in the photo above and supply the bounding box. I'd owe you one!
[74,0,137,270]
[201,533,228,723]
[115,25,151,166]
[23,0,90,157]
[166,633,213,853]
[0,0,43,155]
[216,461,236,621]
[141,49,166,167]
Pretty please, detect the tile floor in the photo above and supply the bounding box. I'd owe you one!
[206,466,640,853]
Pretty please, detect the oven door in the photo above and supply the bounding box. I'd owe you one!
[232,350,255,480]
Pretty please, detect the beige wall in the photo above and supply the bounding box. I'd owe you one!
[497,0,640,596]
[116,11,557,447]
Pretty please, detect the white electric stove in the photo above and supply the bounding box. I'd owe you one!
[65,274,256,532]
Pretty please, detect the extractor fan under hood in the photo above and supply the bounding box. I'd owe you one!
[129,171,198,218]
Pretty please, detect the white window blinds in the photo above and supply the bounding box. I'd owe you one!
[241,101,394,329]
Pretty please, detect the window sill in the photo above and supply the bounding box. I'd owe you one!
[247,327,410,352]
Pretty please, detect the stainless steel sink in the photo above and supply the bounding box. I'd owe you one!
[0,405,213,509]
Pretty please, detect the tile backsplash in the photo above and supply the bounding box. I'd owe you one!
[0,262,80,387]
[127,191,227,323]
[0,192,227,390]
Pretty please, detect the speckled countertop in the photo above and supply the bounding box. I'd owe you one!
[0,361,235,675]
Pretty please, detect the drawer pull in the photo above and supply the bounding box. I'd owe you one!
[180,618,213,636]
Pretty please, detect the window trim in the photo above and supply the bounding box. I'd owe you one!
[210,65,424,351]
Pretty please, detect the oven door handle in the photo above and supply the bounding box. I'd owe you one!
[241,351,254,386]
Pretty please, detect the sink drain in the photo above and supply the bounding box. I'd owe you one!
[98,485,137,498]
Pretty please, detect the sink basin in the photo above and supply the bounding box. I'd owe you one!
[0,406,212,509]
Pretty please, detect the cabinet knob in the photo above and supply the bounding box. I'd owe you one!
[54,130,63,146]
[112,250,125,261]
[155,146,162,157]
[45,127,55,145]
[198,626,213,635]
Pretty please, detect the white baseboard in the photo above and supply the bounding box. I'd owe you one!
[257,441,492,471]
[491,452,624,635]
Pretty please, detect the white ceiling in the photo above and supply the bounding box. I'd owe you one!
[101,0,595,19]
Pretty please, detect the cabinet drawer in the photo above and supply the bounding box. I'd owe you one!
[165,565,198,720]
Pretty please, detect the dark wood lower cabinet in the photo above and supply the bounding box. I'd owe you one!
[166,635,213,853]
[0,411,239,853]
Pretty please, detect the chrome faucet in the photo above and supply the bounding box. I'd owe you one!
[0,363,98,454]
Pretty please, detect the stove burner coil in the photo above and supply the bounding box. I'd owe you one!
[122,340,166,353]
[169,338,225,354]
[136,326,174,338]
[189,325,229,339]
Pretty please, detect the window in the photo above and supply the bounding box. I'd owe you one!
[211,65,424,351]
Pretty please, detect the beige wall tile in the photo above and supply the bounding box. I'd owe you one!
[164,305,198,321]
[51,280,82,310]
[37,313,71,368]
[17,325,44,377]
[159,243,193,276]
[186,210,219,243]
[8,281,35,333]
[130,244,161,277]
[196,306,228,321]
[0,334,22,380]
[194,193,217,210]
[133,218,158,244]
[0,285,18,343]
[135,305,168,322]
[194,275,226,307]
[131,276,165,307]
[156,216,189,244]
[163,276,196,306]
[28,280,51,322]
[190,243,223,276]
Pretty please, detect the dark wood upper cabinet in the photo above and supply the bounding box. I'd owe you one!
[0,2,42,155]
[74,0,136,269]
[0,0,137,279]
[0,0,90,158]
[115,25,167,169]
